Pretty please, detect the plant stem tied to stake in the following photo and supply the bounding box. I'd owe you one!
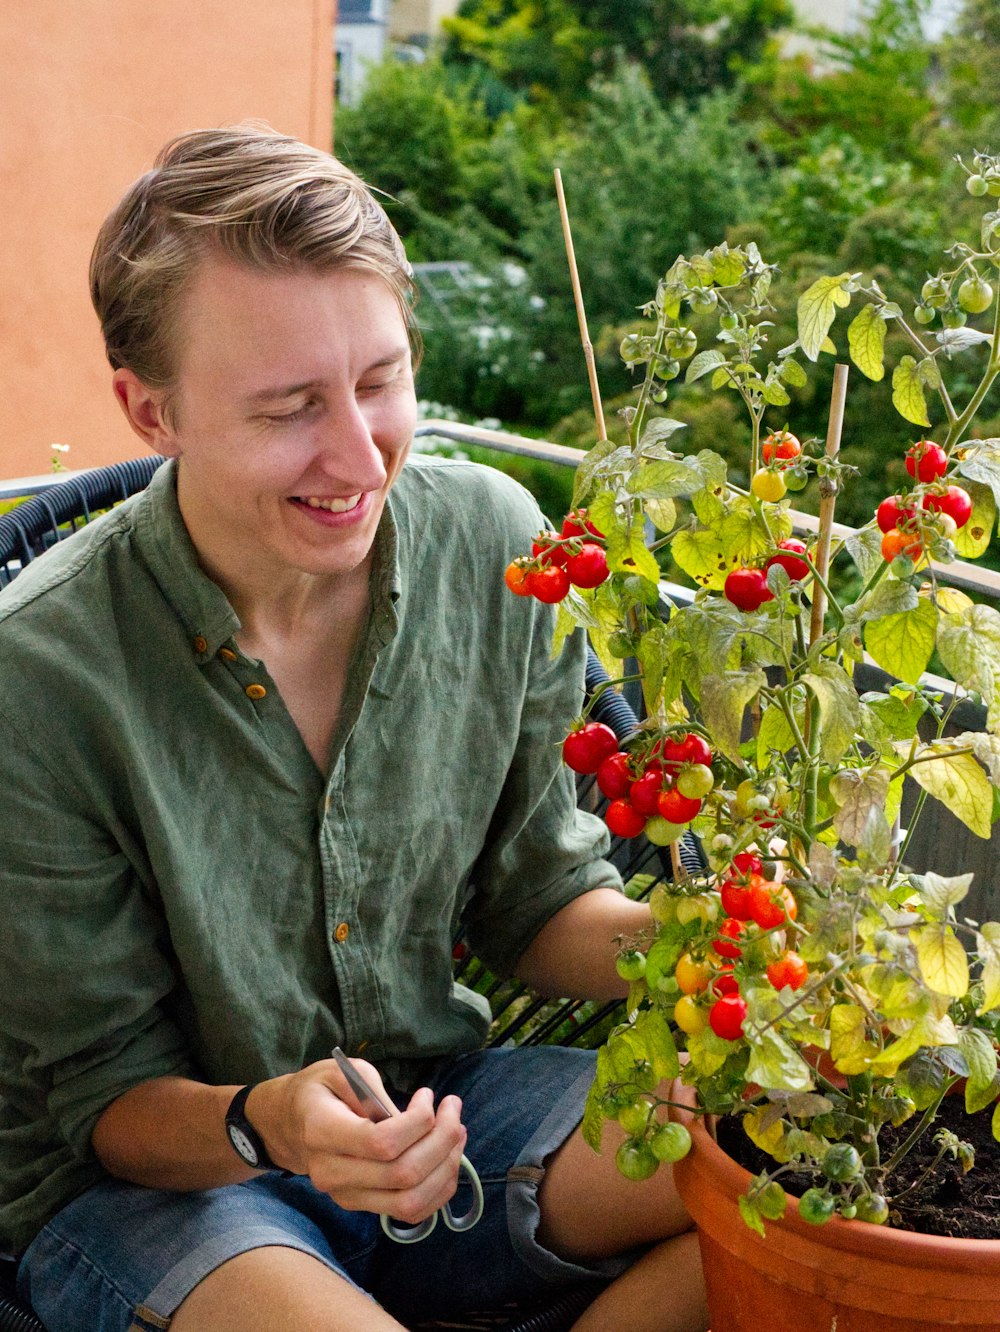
[809,363,849,646]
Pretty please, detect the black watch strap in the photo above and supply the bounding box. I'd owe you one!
[225,1084,284,1172]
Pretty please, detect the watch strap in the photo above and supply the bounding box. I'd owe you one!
[225,1083,284,1172]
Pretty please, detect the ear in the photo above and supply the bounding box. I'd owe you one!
[112,368,181,457]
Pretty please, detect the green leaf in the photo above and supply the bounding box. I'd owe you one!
[685,349,727,384]
[756,701,800,769]
[587,492,620,545]
[957,438,1000,509]
[862,578,919,620]
[994,1098,1000,1144]
[778,357,808,388]
[891,356,932,428]
[936,601,1000,714]
[572,438,619,507]
[710,243,746,286]
[864,597,938,684]
[911,870,973,916]
[745,1029,814,1093]
[846,526,885,585]
[700,669,768,760]
[711,365,737,390]
[801,660,862,764]
[644,497,677,534]
[904,745,994,838]
[672,528,733,591]
[638,417,688,453]
[914,923,970,997]
[847,304,887,381]
[797,273,852,361]
[959,1028,998,1111]
[581,1080,606,1153]
[738,1193,766,1237]
[627,459,702,500]
[953,480,997,559]
[977,923,1000,1015]
[619,512,662,584]
[634,1008,680,1080]
[550,602,578,660]
[719,504,788,566]
[762,378,791,406]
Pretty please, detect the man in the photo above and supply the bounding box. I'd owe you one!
[0,125,707,1332]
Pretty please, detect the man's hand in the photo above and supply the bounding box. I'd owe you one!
[248,1058,467,1225]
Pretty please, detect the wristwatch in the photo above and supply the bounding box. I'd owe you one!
[225,1084,285,1172]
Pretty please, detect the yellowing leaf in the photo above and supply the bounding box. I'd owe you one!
[848,303,887,381]
[829,1003,878,1075]
[743,1108,787,1156]
[953,480,997,559]
[905,746,994,839]
[891,355,932,428]
[914,923,970,997]
[644,497,677,533]
[797,274,852,361]
[672,528,733,590]
[977,922,1000,1015]
[864,597,938,684]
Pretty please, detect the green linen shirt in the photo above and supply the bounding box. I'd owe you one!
[0,455,620,1252]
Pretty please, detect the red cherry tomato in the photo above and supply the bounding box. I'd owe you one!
[661,732,713,769]
[765,539,810,581]
[748,878,797,929]
[566,542,610,588]
[630,769,665,817]
[524,565,570,603]
[711,970,740,997]
[724,567,773,612]
[561,509,604,540]
[922,484,973,529]
[709,994,747,1041]
[731,852,763,878]
[767,950,809,990]
[596,751,633,800]
[719,877,754,921]
[605,799,647,838]
[532,533,567,566]
[876,495,916,534]
[905,440,947,483]
[712,917,746,959]
[562,722,619,774]
[657,786,703,824]
[762,431,801,465]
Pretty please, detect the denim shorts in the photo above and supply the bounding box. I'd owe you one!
[18,1046,640,1331]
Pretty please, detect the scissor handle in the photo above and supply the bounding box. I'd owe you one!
[380,1154,483,1243]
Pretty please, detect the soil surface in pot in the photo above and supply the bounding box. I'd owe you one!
[716,1094,1000,1239]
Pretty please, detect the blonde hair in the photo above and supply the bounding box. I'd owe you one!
[90,123,418,390]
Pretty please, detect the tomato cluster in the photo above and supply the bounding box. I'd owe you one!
[504,510,609,603]
[724,539,811,611]
[569,730,715,844]
[874,440,972,565]
[670,851,807,1044]
[749,430,807,503]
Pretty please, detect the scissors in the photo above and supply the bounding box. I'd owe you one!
[331,1047,484,1244]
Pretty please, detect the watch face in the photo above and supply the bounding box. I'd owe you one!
[228,1123,260,1167]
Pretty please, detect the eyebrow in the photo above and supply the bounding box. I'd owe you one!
[244,349,410,406]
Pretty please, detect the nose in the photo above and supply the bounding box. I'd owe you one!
[314,397,388,493]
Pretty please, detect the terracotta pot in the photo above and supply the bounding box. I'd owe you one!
[670,1082,1000,1331]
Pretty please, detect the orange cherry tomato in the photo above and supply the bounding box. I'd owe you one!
[675,953,712,995]
[504,561,532,596]
[881,528,923,564]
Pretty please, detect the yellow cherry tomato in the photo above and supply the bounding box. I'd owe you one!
[673,994,709,1035]
[751,468,788,503]
[675,952,712,995]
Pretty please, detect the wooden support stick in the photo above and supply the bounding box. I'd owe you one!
[809,363,850,646]
[554,168,607,442]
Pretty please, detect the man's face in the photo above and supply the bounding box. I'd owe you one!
[146,255,418,587]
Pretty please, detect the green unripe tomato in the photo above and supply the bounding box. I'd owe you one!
[840,1203,857,1220]
[651,354,681,381]
[616,949,647,982]
[666,326,698,359]
[649,883,678,924]
[822,1143,862,1182]
[958,275,994,314]
[784,465,809,492]
[650,1122,692,1163]
[676,764,715,799]
[616,1139,659,1181]
[967,173,988,197]
[650,386,669,404]
[620,333,646,364]
[645,815,686,846]
[676,893,720,926]
[986,169,1000,197]
[913,303,936,325]
[920,277,949,309]
[798,1188,836,1225]
[719,311,739,330]
[854,1192,890,1225]
[630,1059,658,1093]
[943,308,968,328]
[757,1181,787,1220]
[617,1099,651,1137]
[688,287,718,314]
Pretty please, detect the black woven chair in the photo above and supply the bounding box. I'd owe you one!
[0,460,704,1332]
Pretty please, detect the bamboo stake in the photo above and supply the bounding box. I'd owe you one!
[554,168,607,442]
[809,363,850,646]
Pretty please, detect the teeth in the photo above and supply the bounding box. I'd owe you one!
[301,494,362,513]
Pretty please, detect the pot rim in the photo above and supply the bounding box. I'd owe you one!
[671,1079,1000,1264]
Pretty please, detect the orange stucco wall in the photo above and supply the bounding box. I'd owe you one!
[0,0,335,481]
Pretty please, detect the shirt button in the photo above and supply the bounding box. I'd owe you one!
[219,647,238,662]
[193,635,208,653]
[245,684,267,700]
[333,922,350,943]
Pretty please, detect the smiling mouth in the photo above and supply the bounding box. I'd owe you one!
[293,494,363,513]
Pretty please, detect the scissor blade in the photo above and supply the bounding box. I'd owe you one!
[330,1046,394,1123]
